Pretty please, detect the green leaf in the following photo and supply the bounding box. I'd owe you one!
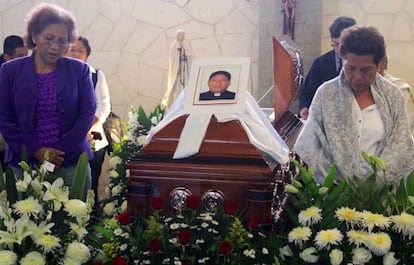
[5,166,17,204]
[406,170,414,197]
[322,164,336,188]
[361,151,371,164]
[0,164,4,192]
[137,106,151,130]
[69,152,88,200]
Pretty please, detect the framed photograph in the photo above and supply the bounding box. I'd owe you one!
[183,57,250,114]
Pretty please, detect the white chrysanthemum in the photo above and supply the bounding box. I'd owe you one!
[42,177,69,211]
[314,228,343,250]
[298,206,322,226]
[109,156,122,169]
[366,232,392,256]
[335,207,360,228]
[299,247,319,263]
[347,230,368,247]
[352,247,372,264]
[109,169,119,179]
[12,197,43,217]
[391,212,414,239]
[329,249,343,265]
[103,202,115,216]
[65,242,91,263]
[20,251,46,265]
[0,250,17,265]
[64,199,88,218]
[360,210,391,232]
[62,258,82,265]
[34,234,61,252]
[111,184,123,196]
[383,251,399,265]
[288,226,312,246]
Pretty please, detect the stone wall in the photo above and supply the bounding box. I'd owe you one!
[0,0,323,118]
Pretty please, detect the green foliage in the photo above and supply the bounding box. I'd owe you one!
[69,152,89,200]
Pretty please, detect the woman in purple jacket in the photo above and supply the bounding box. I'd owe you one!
[0,3,96,191]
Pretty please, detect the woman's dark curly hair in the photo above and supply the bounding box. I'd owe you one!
[24,3,77,49]
[340,25,385,65]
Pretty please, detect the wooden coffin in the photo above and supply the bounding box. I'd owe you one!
[272,35,304,148]
[126,115,278,227]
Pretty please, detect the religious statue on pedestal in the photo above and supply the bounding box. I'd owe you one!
[161,29,192,109]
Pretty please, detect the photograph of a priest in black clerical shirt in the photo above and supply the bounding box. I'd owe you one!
[199,70,236,100]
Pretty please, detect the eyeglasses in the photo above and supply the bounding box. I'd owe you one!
[41,34,68,47]
[331,39,340,48]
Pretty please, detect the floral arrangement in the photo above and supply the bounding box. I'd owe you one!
[276,152,414,265]
[0,154,95,265]
[99,105,164,218]
[91,195,279,265]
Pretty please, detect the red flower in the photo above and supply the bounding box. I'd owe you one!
[112,256,127,265]
[115,212,131,225]
[178,229,192,245]
[151,196,163,210]
[219,240,231,255]
[224,201,236,215]
[149,238,161,252]
[186,195,201,209]
[93,262,103,265]
[91,131,103,140]
[248,215,261,229]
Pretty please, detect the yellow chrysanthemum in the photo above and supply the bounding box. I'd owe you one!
[298,206,322,226]
[288,226,312,246]
[360,210,390,232]
[12,197,43,217]
[314,228,343,250]
[34,234,61,253]
[335,207,360,228]
[366,232,392,256]
[391,212,414,239]
[347,230,368,247]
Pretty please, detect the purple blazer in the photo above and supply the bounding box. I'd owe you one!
[0,54,96,167]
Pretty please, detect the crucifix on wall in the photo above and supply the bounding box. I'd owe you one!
[281,0,296,40]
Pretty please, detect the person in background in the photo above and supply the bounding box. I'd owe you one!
[67,36,111,208]
[299,16,356,120]
[294,26,414,185]
[378,55,414,135]
[0,3,96,194]
[0,35,29,171]
[0,35,28,66]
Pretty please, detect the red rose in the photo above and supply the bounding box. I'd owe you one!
[151,196,163,210]
[178,229,192,245]
[91,131,103,140]
[112,256,127,265]
[219,240,231,255]
[186,195,201,209]
[224,201,236,215]
[115,212,131,225]
[149,238,161,252]
[248,215,260,229]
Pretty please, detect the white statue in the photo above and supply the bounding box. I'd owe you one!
[161,29,192,109]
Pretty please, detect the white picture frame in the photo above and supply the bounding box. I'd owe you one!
[183,57,250,114]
